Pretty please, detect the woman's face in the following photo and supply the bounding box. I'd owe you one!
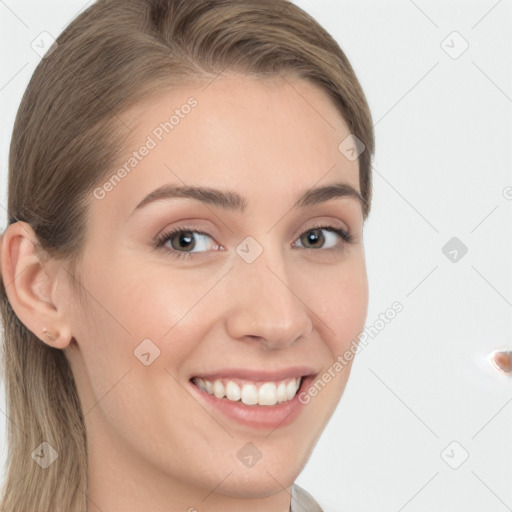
[64,74,369,510]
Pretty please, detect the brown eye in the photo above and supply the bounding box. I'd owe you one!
[294,226,352,250]
[154,227,220,260]
[300,228,325,249]
[169,231,196,251]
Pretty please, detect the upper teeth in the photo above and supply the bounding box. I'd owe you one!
[193,377,302,406]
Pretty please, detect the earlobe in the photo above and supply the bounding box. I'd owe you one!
[1,221,73,350]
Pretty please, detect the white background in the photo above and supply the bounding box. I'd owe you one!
[1,1,511,511]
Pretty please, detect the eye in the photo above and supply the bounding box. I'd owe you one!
[154,227,221,260]
[293,224,353,251]
[154,223,354,260]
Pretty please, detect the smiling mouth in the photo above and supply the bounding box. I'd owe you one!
[191,376,302,406]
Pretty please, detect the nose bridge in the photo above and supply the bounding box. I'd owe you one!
[224,240,314,347]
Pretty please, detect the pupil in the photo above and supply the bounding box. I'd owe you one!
[177,231,194,250]
[306,229,323,247]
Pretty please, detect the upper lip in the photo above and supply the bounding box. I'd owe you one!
[190,366,317,382]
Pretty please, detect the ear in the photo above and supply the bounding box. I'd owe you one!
[1,221,73,349]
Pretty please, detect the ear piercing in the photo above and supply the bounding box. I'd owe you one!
[42,327,58,341]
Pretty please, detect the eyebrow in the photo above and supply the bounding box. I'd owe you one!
[130,182,366,216]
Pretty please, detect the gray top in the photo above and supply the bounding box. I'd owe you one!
[290,484,324,512]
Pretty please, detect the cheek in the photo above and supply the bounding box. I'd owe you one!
[88,252,211,335]
[68,270,208,427]
[77,243,368,364]
[311,258,369,354]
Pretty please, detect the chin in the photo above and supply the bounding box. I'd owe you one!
[219,442,312,498]
[218,469,299,498]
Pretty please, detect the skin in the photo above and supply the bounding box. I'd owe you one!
[1,74,369,512]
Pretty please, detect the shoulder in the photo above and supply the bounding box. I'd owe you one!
[291,483,325,512]
[291,484,346,512]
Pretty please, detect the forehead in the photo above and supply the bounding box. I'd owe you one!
[90,74,360,224]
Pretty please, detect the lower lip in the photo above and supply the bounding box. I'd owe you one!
[188,376,314,430]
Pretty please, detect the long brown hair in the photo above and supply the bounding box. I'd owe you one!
[0,1,374,510]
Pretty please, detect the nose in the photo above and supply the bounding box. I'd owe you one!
[224,246,314,350]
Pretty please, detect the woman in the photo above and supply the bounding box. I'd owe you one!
[0,0,374,510]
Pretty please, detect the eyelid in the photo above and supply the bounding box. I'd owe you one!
[153,225,220,252]
[295,218,351,239]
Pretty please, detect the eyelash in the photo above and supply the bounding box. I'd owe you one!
[153,223,354,260]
